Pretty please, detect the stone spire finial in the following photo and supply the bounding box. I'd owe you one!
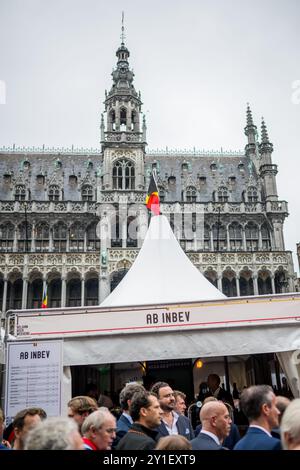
[244,103,257,152]
[261,117,269,143]
[246,103,254,127]
[121,11,125,45]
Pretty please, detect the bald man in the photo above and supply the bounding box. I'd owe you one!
[191,401,232,450]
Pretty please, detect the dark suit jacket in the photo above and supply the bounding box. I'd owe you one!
[191,432,223,450]
[156,414,194,440]
[117,413,132,437]
[195,422,240,450]
[233,426,282,450]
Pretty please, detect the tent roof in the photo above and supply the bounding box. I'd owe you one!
[101,215,225,307]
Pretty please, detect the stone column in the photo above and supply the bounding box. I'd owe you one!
[235,276,240,297]
[99,274,110,303]
[49,227,54,252]
[13,226,18,252]
[217,276,223,293]
[21,277,28,309]
[2,278,8,317]
[242,227,247,251]
[253,274,259,295]
[122,217,127,248]
[226,226,231,251]
[271,275,276,294]
[81,277,85,307]
[66,230,70,252]
[84,231,87,252]
[258,226,263,250]
[31,222,36,252]
[210,228,214,251]
[61,277,66,307]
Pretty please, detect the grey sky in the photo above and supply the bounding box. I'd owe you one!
[0,0,299,272]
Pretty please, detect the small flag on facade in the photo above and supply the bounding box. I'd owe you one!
[146,172,160,215]
[41,283,48,309]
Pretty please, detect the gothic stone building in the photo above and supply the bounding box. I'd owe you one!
[0,38,295,319]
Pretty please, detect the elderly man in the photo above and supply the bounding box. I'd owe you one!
[191,401,232,450]
[81,409,116,450]
[234,385,281,450]
[281,399,300,450]
[24,417,84,450]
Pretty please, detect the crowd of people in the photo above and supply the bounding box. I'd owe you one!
[1,374,299,451]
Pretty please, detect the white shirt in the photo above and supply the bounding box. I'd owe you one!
[162,411,179,435]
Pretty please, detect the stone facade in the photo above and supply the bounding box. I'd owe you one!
[0,36,295,317]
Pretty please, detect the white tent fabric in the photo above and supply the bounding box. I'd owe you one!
[101,215,225,307]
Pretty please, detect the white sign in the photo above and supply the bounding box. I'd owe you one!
[12,294,300,340]
[5,340,63,425]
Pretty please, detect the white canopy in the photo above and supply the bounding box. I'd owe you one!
[101,215,225,307]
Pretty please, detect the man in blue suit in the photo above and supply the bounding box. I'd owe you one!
[114,382,145,447]
[151,382,194,440]
[234,385,281,450]
[191,400,232,450]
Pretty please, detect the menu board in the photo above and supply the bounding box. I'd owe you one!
[5,340,63,425]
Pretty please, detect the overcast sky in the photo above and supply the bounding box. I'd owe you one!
[0,0,299,273]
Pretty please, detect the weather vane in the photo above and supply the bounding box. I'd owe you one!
[121,11,126,44]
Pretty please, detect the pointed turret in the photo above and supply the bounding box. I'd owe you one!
[259,117,278,201]
[244,103,257,158]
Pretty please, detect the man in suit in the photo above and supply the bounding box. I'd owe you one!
[234,385,281,450]
[151,382,194,440]
[116,382,145,442]
[207,374,234,407]
[191,401,232,450]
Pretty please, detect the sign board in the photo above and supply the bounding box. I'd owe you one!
[11,294,300,340]
[5,340,63,425]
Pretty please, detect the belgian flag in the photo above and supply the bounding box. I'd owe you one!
[41,283,48,309]
[146,173,160,215]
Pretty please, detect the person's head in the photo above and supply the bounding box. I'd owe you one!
[81,409,116,450]
[207,374,221,392]
[130,390,162,429]
[67,396,98,432]
[25,417,84,450]
[13,407,47,450]
[155,435,192,450]
[173,391,186,415]
[281,399,300,450]
[119,382,145,412]
[240,385,280,431]
[203,396,218,405]
[200,401,232,442]
[151,381,175,412]
[275,396,291,426]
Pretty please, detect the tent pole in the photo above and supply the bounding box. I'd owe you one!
[224,356,230,392]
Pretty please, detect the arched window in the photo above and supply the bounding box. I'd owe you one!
[218,186,229,203]
[109,110,116,131]
[48,279,61,308]
[186,186,197,203]
[127,216,137,247]
[261,223,271,250]
[245,222,259,251]
[204,224,211,251]
[0,222,14,251]
[112,160,135,190]
[239,276,254,296]
[110,269,128,292]
[49,185,60,201]
[15,185,26,201]
[53,222,67,252]
[35,222,50,252]
[27,278,43,309]
[69,223,85,251]
[158,186,165,202]
[222,276,237,297]
[229,223,242,251]
[82,185,93,202]
[258,273,272,295]
[86,223,100,251]
[85,278,99,306]
[212,223,226,251]
[248,186,258,203]
[18,222,32,252]
[67,278,81,307]
[120,108,127,130]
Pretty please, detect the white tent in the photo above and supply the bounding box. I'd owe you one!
[101,215,225,307]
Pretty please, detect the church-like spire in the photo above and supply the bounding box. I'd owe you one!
[244,103,257,157]
[259,117,273,154]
